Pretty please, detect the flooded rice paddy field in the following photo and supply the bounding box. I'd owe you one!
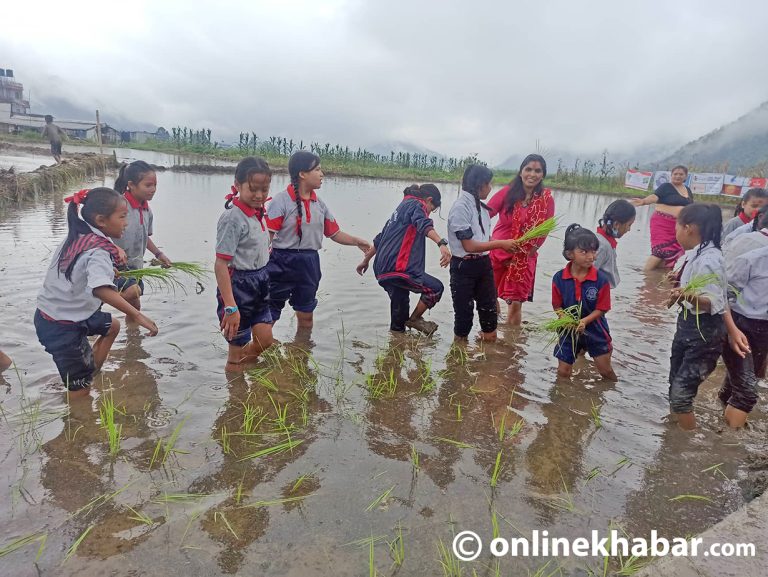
[1,163,767,576]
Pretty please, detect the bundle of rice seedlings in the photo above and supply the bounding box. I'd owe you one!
[149,260,209,282]
[117,267,185,293]
[515,216,559,244]
[670,272,723,339]
[539,303,582,353]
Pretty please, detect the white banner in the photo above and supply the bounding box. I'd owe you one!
[653,171,671,190]
[689,173,724,195]
[624,169,653,191]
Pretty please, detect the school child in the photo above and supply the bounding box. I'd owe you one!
[721,187,767,238]
[720,244,768,428]
[447,164,517,341]
[594,199,636,289]
[723,204,768,263]
[266,151,371,328]
[215,157,275,368]
[112,160,173,311]
[551,225,616,380]
[665,204,727,430]
[356,184,451,335]
[34,188,159,397]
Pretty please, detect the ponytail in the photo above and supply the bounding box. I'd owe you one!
[461,164,493,234]
[58,187,123,281]
[403,183,442,208]
[114,160,153,195]
[678,204,722,259]
[598,199,636,230]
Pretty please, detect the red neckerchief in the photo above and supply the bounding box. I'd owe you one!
[232,198,266,231]
[738,212,751,224]
[287,184,318,236]
[125,191,149,225]
[597,226,618,249]
[59,233,120,273]
[404,195,429,215]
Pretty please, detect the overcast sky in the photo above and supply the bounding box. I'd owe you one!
[3,0,767,164]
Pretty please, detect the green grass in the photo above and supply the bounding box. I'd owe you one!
[388,523,405,568]
[214,511,239,540]
[126,505,154,526]
[434,437,474,449]
[436,538,463,576]
[238,438,303,460]
[410,444,420,473]
[590,401,602,429]
[149,416,188,468]
[0,532,47,561]
[62,525,93,564]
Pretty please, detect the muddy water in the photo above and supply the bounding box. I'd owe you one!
[1,164,766,577]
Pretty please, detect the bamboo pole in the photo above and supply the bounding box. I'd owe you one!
[96,109,103,154]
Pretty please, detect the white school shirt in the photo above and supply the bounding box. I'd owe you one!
[678,242,727,316]
[447,191,492,258]
[728,244,768,320]
[38,225,117,322]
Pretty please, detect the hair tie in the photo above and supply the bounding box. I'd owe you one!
[64,189,90,205]
[225,185,239,201]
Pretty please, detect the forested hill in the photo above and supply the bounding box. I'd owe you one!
[660,101,768,171]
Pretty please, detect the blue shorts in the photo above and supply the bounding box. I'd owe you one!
[267,249,321,321]
[554,318,612,365]
[217,267,272,347]
[115,274,144,295]
[34,308,113,391]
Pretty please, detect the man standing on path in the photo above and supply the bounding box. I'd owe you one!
[41,115,65,163]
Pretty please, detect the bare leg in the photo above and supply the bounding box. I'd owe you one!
[409,300,428,322]
[557,360,573,379]
[296,311,313,329]
[593,352,618,381]
[122,285,142,312]
[479,330,497,342]
[506,302,522,326]
[0,350,11,373]
[93,318,121,372]
[643,255,665,272]
[676,412,697,430]
[724,405,749,428]
[226,323,274,369]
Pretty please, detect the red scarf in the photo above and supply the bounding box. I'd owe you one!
[597,226,618,248]
[59,233,120,273]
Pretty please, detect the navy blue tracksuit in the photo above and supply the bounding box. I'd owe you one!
[373,196,444,331]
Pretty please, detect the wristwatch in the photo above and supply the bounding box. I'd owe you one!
[437,238,448,247]
[224,305,238,315]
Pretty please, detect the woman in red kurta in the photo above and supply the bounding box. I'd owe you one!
[487,154,555,325]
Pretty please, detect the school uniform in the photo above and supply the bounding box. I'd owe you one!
[551,263,612,364]
[722,213,751,239]
[266,185,339,321]
[594,227,620,288]
[668,243,727,414]
[723,222,753,245]
[112,191,153,293]
[372,196,444,331]
[720,243,768,413]
[35,225,119,391]
[216,198,272,346]
[447,191,497,337]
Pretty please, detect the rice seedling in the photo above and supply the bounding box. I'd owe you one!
[99,391,123,456]
[214,511,239,541]
[436,538,463,577]
[590,400,602,429]
[455,402,463,422]
[149,416,188,468]
[614,555,649,576]
[668,494,713,503]
[670,273,724,338]
[701,462,729,481]
[528,560,563,577]
[238,438,303,460]
[410,444,420,473]
[434,436,474,449]
[418,357,439,394]
[370,536,377,577]
[0,532,47,562]
[126,505,154,526]
[72,478,138,518]
[490,450,504,488]
[152,492,210,504]
[62,525,93,564]
[247,368,278,392]
[235,474,246,505]
[365,485,395,512]
[179,511,201,548]
[446,342,469,367]
[490,508,500,540]
[515,216,559,244]
[544,473,576,513]
[507,418,525,439]
[609,456,632,476]
[290,473,310,494]
[496,411,507,442]
[167,261,209,282]
[585,467,602,483]
[538,304,582,353]
[241,495,307,508]
[219,425,233,456]
[241,396,263,435]
[388,523,405,568]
